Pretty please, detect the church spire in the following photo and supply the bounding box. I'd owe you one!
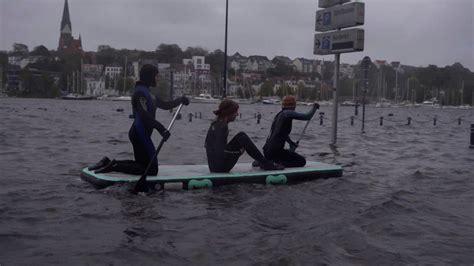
[60,0,72,34]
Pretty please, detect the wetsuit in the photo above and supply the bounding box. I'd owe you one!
[112,84,182,175]
[205,120,267,173]
[263,106,317,167]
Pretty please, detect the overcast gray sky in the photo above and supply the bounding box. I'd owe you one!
[1,0,473,70]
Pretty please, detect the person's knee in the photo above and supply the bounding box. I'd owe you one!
[297,157,306,167]
[148,168,158,176]
[147,162,158,175]
[236,131,249,139]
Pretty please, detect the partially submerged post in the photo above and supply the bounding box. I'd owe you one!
[361,56,371,133]
[470,124,474,148]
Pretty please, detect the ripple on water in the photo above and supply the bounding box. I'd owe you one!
[0,98,473,264]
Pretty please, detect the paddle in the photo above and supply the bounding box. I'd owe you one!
[291,104,319,152]
[133,104,184,193]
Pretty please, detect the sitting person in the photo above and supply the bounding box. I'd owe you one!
[261,95,319,168]
[205,99,284,173]
[89,64,189,175]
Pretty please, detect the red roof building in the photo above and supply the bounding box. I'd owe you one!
[58,0,82,53]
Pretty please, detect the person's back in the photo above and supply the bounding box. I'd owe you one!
[205,119,239,172]
[263,109,295,154]
[263,95,318,167]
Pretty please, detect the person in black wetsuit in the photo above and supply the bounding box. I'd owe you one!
[89,64,189,175]
[204,99,284,173]
[261,95,319,168]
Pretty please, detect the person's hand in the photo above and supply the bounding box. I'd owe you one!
[289,142,298,152]
[161,130,171,141]
[313,102,320,110]
[180,96,190,106]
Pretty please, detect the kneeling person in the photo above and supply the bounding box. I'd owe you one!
[263,95,319,168]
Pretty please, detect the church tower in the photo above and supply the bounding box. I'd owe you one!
[58,0,82,53]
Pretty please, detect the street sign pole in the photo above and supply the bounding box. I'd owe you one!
[331,52,340,145]
[314,0,365,144]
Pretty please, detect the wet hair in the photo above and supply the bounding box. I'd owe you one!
[138,64,159,87]
[282,95,296,109]
[214,99,239,119]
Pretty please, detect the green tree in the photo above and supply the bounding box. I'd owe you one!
[152,79,170,100]
[0,51,7,88]
[236,87,245,98]
[116,77,135,95]
[267,62,295,77]
[206,49,225,73]
[156,43,183,63]
[276,83,293,98]
[96,46,116,66]
[183,46,208,58]
[259,80,274,96]
[19,68,34,95]
[407,76,422,103]
[30,45,50,56]
[12,43,29,56]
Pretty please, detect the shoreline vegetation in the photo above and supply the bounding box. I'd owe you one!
[1,43,473,106]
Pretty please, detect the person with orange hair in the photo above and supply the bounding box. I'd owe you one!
[205,99,284,173]
[261,95,319,168]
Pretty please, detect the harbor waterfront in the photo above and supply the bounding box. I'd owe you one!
[0,97,473,264]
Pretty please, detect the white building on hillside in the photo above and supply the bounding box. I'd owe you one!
[105,65,123,78]
[293,58,315,73]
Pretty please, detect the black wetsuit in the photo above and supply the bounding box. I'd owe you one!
[263,107,317,167]
[112,84,182,175]
[205,120,266,173]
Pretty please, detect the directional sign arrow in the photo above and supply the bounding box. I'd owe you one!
[315,38,321,49]
[317,14,323,25]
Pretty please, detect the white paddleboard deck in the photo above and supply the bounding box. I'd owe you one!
[81,161,343,189]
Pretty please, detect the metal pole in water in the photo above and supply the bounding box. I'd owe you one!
[331,53,340,145]
[223,0,229,99]
[470,124,474,148]
[361,56,371,133]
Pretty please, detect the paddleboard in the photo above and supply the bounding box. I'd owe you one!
[80,161,342,189]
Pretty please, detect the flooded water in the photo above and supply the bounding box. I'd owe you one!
[0,97,473,265]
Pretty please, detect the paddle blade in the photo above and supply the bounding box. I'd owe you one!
[133,176,149,193]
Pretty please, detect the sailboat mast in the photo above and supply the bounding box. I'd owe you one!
[123,56,127,93]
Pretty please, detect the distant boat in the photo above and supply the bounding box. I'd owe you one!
[262,99,274,104]
[421,100,440,107]
[231,98,255,104]
[459,105,472,109]
[340,100,359,107]
[97,95,131,101]
[62,93,94,100]
[192,93,220,103]
[261,98,280,105]
[375,98,391,108]
[318,100,333,106]
[111,96,131,101]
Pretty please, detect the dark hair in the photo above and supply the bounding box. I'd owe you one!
[214,99,239,119]
[138,64,159,87]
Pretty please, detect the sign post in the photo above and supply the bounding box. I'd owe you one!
[362,56,371,133]
[315,2,364,32]
[314,0,365,145]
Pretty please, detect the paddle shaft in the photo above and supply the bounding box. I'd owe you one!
[135,104,184,188]
[295,106,319,145]
[296,119,312,145]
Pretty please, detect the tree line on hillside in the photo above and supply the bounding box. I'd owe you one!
[1,42,472,105]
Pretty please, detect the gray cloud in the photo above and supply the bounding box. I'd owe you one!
[1,0,472,70]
